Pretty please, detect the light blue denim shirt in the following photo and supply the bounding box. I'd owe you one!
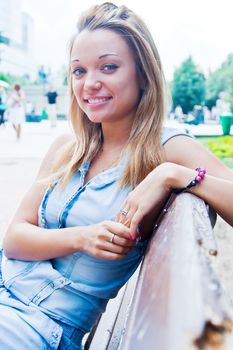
[0,127,191,349]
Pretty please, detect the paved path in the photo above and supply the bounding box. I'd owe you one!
[166,119,232,136]
[0,120,70,159]
[0,120,70,243]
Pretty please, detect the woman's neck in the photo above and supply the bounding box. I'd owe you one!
[101,120,132,151]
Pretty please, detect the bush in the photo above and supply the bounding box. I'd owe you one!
[208,136,233,158]
[0,72,26,86]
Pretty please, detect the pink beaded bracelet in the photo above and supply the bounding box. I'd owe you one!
[173,167,206,195]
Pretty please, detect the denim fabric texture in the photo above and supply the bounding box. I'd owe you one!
[0,128,190,349]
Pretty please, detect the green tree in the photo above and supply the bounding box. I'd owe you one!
[229,75,233,113]
[0,72,26,85]
[205,54,233,109]
[171,56,205,113]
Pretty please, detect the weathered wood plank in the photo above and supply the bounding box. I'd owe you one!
[118,193,232,350]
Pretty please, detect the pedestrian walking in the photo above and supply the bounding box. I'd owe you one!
[45,86,58,127]
[7,83,25,140]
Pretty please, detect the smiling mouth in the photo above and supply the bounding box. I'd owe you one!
[85,97,112,105]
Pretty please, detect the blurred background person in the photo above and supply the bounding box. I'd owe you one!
[203,106,211,123]
[7,84,25,140]
[45,86,58,127]
[174,104,184,122]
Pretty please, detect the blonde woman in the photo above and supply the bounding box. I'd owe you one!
[0,3,232,349]
[7,83,25,140]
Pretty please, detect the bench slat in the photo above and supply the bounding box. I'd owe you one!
[119,193,232,350]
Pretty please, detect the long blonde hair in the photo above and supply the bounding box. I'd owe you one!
[53,2,167,188]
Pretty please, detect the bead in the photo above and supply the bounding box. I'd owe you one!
[173,167,206,195]
[200,168,206,174]
[199,171,205,178]
[196,167,204,172]
[195,175,202,183]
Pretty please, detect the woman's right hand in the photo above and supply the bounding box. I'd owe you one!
[81,221,134,260]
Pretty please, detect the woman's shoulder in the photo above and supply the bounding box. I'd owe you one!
[48,132,76,160]
[51,132,74,148]
[37,133,74,177]
[161,126,193,145]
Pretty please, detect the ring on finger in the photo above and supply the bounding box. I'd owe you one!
[120,209,128,216]
[110,233,115,244]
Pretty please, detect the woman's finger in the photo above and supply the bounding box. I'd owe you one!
[104,221,131,240]
[115,205,130,223]
[104,242,132,254]
[110,234,135,248]
[98,250,127,260]
[130,209,145,240]
[117,209,133,227]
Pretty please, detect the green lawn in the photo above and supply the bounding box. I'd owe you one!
[196,136,233,169]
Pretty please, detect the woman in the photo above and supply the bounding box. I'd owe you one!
[0,3,232,349]
[7,83,25,140]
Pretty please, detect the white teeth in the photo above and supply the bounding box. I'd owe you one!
[87,97,110,104]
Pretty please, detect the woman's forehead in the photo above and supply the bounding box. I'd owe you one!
[71,29,132,61]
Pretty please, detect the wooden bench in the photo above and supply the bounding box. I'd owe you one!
[84,193,233,350]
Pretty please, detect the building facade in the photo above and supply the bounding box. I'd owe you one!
[0,0,36,79]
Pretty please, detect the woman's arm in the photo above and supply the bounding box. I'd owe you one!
[163,136,233,225]
[116,136,233,238]
[3,133,72,260]
[3,134,133,261]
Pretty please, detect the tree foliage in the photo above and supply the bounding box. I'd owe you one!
[205,54,233,109]
[229,76,233,113]
[0,72,26,86]
[171,57,205,113]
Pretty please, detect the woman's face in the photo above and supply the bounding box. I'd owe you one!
[70,28,141,125]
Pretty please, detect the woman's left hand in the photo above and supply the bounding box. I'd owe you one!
[116,163,173,240]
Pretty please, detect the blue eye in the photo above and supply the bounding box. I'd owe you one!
[72,68,86,77]
[102,64,118,72]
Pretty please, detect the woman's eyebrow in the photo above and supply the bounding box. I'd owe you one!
[98,53,119,59]
[71,53,119,63]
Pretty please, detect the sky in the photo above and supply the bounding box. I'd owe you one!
[21,0,233,80]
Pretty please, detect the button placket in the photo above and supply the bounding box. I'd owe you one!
[58,166,89,228]
[40,183,56,228]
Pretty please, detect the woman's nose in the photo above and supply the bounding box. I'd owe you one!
[84,75,102,91]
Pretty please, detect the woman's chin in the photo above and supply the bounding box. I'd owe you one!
[87,115,112,124]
